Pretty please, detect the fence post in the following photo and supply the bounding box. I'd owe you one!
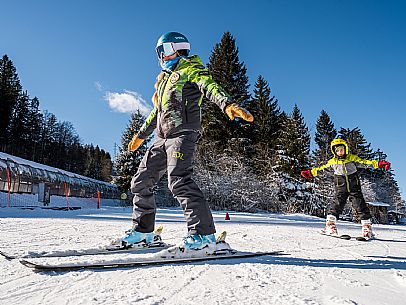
[97,191,100,209]
[64,182,69,210]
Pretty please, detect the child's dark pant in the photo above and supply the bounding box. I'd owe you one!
[329,173,371,220]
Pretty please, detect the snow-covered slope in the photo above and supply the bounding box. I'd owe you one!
[1,207,405,305]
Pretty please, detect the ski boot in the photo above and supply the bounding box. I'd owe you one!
[361,219,374,239]
[158,232,232,259]
[321,215,338,236]
[183,233,216,250]
[121,230,154,247]
[121,225,164,248]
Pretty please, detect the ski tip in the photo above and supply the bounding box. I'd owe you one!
[356,236,371,241]
[340,235,351,240]
[0,250,16,260]
[20,259,38,268]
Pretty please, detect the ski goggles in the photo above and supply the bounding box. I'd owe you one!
[156,42,190,59]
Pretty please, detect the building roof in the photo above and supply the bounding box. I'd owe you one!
[0,152,115,187]
[367,201,391,207]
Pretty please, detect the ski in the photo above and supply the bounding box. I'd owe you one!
[320,232,351,240]
[1,225,169,260]
[320,231,373,242]
[1,241,171,260]
[20,250,287,272]
[355,236,373,242]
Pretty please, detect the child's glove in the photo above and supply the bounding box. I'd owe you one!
[128,135,144,152]
[301,170,313,179]
[225,104,254,122]
[378,160,391,170]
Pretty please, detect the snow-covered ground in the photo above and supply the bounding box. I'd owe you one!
[1,206,406,305]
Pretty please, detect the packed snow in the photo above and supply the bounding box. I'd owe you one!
[1,206,406,305]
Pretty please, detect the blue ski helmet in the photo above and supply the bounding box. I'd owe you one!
[156,32,190,59]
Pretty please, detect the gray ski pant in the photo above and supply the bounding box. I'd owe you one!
[130,131,216,235]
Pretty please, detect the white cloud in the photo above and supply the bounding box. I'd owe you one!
[104,90,152,116]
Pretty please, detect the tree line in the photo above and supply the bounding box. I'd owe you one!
[0,55,112,182]
[115,32,404,216]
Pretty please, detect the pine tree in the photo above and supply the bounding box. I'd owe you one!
[313,110,337,164]
[85,146,113,182]
[26,97,43,161]
[268,95,281,149]
[100,151,113,182]
[68,142,86,174]
[204,32,250,142]
[277,105,310,176]
[247,75,281,147]
[246,75,281,175]
[310,110,337,212]
[83,144,96,178]
[39,111,59,165]
[312,110,337,208]
[338,127,374,159]
[0,55,22,150]
[82,145,112,181]
[54,121,79,169]
[114,111,150,192]
[8,90,31,157]
[0,55,113,182]
[366,148,402,209]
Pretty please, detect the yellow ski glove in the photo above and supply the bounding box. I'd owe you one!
[128,136,144,152]
[225,104,254,122]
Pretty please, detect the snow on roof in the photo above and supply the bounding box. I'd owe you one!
[388,210,405,215]
[367,201,391,207]
[0,152,115,187]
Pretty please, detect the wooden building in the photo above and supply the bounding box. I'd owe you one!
[367,201,391,224]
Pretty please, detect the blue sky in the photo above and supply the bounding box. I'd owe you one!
[1,0,405,197]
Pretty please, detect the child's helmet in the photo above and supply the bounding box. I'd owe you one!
[156,32,190,59]
[330,138,349,157]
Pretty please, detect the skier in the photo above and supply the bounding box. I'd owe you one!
[301,138,391,239]
[122,32,254,254]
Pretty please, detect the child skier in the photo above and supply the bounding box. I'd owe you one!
[301,138,391,239]
[122,32,253,255]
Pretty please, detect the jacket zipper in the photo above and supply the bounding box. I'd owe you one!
[343,161,351,192]
[158,74,169,112]
[157,73,170,136]
[184,99,188,123]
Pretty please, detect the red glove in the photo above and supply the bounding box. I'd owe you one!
[301,170,313,179]
[378,160,391,170]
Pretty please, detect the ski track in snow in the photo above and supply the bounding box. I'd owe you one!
[1,207,406,305]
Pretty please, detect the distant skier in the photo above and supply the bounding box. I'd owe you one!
[301,138,391,239]
[123,32,253,255]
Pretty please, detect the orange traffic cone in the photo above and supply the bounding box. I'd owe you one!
[225,212,230,220]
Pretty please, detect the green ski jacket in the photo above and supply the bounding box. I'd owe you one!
[137,55,232,139]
